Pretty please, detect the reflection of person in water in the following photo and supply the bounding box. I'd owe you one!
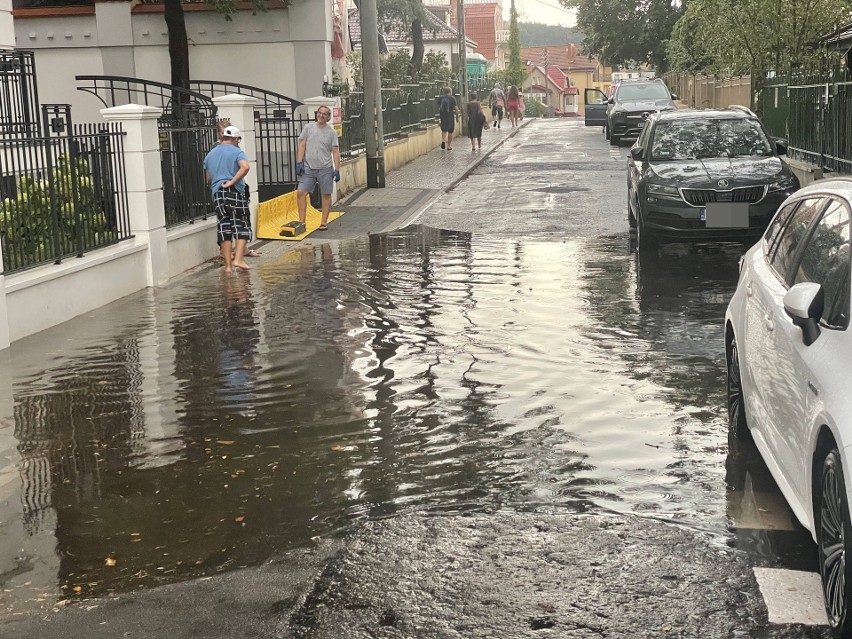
[218,275,259,416]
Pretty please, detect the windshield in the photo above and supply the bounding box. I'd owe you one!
[651,118,774,161]
[615,83,671,101]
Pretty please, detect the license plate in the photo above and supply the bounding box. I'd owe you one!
[705,203,749,228]
[699,207,706,221]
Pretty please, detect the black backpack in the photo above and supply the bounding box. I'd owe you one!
[440,95,453,114]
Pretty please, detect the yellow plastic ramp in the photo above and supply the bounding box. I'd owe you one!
[257,192,344,241]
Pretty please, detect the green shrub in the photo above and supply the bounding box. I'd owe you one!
[0,153,110,270]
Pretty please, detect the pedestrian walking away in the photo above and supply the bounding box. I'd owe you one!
[296,106,341,231]
[489,83,505,129]
[466,92,489,150]
[518,90,526,120]
[437,87,458,150]
[204,125,251,273]
[506,85,520,128]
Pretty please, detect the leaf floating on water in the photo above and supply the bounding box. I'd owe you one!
[217,440,235,445]
[73,586,82,593]
[662,624,673,632]
[234,516,245,523]
[104,557,117,567]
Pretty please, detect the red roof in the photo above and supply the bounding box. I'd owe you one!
[349,7,474,46]
[521,45,602,73]
[464,4,499,60]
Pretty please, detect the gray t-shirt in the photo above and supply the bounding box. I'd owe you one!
[299,122,339,170]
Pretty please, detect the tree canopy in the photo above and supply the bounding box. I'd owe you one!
[518,21,584,46]
[666,0,852,75]
[559,0,684,70]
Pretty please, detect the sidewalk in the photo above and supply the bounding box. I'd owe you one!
[251,120,529,261]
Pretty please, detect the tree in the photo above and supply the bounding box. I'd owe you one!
[560,0,684,70]
[372,0,433,77]
[506,7,525,87]
[667,0,852,76]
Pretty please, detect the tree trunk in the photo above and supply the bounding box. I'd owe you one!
[164,0,190,95]
[409,19,424,77]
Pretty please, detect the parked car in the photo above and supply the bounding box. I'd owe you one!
[627,108,800,252]
[725,176,852,638]
[584,78,677,145]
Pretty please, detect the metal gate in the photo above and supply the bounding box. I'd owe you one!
[191,81,312,202]
[77,75,219,226]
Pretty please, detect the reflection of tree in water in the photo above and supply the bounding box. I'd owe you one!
[579,238,741,415]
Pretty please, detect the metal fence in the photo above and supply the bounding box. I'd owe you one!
[0,104,130,274]
[758,60,852,175]
[77,75,218,227]
[0,49,41,137]
[338,73,504,158]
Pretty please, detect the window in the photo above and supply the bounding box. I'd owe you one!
[615,83,670,101]
[764,201,800,258]
[651,118,772,161]
[769,198,826,284]
[637,117,652,149]
[792,199,851,329]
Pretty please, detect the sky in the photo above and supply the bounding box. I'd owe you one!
[504,0,578,28]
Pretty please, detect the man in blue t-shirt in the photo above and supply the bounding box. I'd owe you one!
[204,126,251,272]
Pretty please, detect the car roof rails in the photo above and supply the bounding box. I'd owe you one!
[727,104,756,116]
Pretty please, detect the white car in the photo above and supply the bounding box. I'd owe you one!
[725,176,852,638]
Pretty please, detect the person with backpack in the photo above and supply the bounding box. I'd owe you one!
[437,87,458,150]
[488,83,505,129]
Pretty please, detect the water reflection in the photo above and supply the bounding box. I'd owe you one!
[0,227,799,616]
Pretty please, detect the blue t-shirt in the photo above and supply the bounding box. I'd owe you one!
[204,143,248,195]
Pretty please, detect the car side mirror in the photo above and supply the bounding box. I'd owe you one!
[608,98,615,105]
[630,147,644,161]
[783,282,824,346]
[670,93,678,101]
[774,138,789,155]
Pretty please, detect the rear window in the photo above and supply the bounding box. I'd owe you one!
[650,118,773,161]
[615,83,670,101]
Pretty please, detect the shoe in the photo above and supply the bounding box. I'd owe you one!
[441,142,446,149]
[318,224,328,231]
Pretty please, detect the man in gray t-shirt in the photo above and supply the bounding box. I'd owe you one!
[296,106,341,231]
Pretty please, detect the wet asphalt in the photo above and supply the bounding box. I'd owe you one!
[0,119,835,638]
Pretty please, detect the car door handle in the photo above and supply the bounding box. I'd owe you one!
[765,314,774,331]
[746,282,753,297]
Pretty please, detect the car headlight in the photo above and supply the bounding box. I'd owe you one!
[647,183,680,197]
[768,175,798,192]
[611,111,627,122]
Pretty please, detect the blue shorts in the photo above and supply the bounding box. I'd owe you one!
[298,166,335,195]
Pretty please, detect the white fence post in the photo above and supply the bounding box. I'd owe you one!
[100,104,170,287]
[0,250,9,350]
[212,95,260,238]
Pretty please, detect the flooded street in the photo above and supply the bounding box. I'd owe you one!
[0,119,817,625]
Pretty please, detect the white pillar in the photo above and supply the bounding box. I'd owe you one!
[0,242,9,350]
[212,94,260,236]
[100,104,170,288]
[0,0,13,50]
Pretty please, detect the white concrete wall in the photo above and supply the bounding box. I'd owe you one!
[0,0,13,49]
[14,0,331,123]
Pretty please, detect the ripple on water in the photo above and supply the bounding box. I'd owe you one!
[0,227,743,615]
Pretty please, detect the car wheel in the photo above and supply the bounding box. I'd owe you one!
[819,448,852,638]
[609,133,620,146]
[726,335,749,439]
[636,213,658,253]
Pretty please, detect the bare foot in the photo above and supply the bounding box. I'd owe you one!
[233,261,251,271]
[224,267,233,274]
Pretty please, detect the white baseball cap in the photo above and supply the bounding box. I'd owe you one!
[223,125,241,139]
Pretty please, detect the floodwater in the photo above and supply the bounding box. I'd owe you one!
[0,226,810,618]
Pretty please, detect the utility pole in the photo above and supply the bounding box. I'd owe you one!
[456,0,468,134]
[542,47,549,105]
[360,0,385,188]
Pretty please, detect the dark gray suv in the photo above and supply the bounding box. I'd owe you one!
[607,79,677,145]
[584,79,678,145]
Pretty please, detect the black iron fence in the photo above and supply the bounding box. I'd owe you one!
[77,75,218,226]
[757,59,852,175]
[0,104,131,274]
[0,49,41,137]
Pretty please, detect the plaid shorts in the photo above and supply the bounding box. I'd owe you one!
[213,187,252,243]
